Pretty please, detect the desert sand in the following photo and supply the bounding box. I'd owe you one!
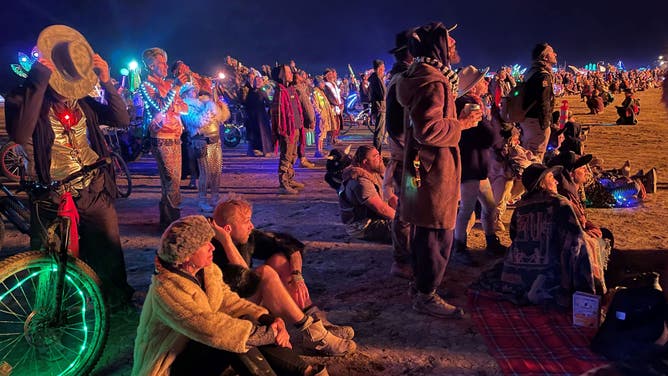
[0,88,666,375]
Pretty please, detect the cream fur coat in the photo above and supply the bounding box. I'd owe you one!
[132,260,268,376]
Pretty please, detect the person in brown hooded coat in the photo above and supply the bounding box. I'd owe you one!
[395,22,481,318]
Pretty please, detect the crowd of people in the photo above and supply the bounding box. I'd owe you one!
[4,21,667,375]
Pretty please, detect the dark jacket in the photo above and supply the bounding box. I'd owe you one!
[368,72,386,113]
[455,95,494,181]
[5,62,129,194]
[386,61,410,162]
[523,64,555,129]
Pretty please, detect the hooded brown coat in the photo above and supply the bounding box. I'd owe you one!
[396,63,462,229]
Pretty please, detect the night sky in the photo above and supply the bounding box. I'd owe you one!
[1,0,666,94]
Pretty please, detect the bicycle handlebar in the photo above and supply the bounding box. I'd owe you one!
[21,157,112,196]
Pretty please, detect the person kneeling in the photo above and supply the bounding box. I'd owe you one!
[133,215,327,376]
[338,145,395,243]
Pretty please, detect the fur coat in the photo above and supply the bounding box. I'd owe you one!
[132,260,268,376]
[396,62,462,229]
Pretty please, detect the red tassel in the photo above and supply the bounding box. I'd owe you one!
[57,192,80,257]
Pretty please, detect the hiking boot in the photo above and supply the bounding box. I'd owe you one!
[390,261,414,280]
[279,185,299,195]
[485,235,507,256]
[301,317,356,356]
[641,168,657,194]
[304,305,355,340]
[412,291,464,319]
[300,157,316,169]
[289,180,305,190]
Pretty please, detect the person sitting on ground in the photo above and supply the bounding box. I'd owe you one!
[587,88,605,114]
[547,152,615,252]
[338,145,395,243]
[211,198,356,357]
[132,215,328,376]
[489,164,609,306]
[584,157,657,207]
[615,88,640,125]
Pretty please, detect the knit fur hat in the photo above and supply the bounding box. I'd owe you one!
[158,215,214,265]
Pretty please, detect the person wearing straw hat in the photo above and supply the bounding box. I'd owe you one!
[453,65,507,263]
[5,24,135,309]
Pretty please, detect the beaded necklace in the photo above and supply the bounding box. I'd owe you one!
[140,80,177,124]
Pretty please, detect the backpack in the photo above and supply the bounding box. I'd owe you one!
[500,82,534,123]
[499,70,543,123]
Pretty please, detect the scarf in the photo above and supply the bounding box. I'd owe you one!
[414,56,459,96]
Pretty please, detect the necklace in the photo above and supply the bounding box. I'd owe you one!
[140,81,177,125]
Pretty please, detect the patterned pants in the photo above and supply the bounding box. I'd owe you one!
[152,138,182,228]
[196,140,222,206]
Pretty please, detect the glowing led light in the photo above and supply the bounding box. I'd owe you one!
[128,60,139,70]
[218,72,225,79]
[120,68,130,76]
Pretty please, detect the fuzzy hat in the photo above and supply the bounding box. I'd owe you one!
[158,215,214,265]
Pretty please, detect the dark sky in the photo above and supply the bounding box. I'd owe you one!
[2,0,667,94]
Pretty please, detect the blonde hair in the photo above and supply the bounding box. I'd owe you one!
[213,195,252,226]
[142,47,167,68]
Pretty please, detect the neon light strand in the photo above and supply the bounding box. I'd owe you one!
[139,81,177,124]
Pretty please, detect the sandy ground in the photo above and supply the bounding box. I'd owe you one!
[1,88,666,375]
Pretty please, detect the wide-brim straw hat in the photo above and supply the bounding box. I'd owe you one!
[457,65,489,98]
[37,25,98,99]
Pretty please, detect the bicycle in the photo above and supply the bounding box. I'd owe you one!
[100,125,133,198]
[0,180,31,251]
[340,93,373,135]
[0,158,111,376]
[222,103,247,148]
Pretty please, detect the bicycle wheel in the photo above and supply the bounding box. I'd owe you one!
[0,142,23,182]
[223,125,242,147]
[0,251,109,376]
[339,113,354,135]
[111,152,132,198]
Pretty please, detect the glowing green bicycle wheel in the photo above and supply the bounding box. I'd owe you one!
[0,251,108,376]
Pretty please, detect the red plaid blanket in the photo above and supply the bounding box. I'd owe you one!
[468,290,608,375]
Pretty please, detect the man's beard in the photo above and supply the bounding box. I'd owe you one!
[449,49,461,65]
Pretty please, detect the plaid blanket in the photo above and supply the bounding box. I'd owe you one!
[468,290,608,375]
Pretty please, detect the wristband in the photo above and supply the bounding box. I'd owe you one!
[290,274,305,284]
[290,270,302,275]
